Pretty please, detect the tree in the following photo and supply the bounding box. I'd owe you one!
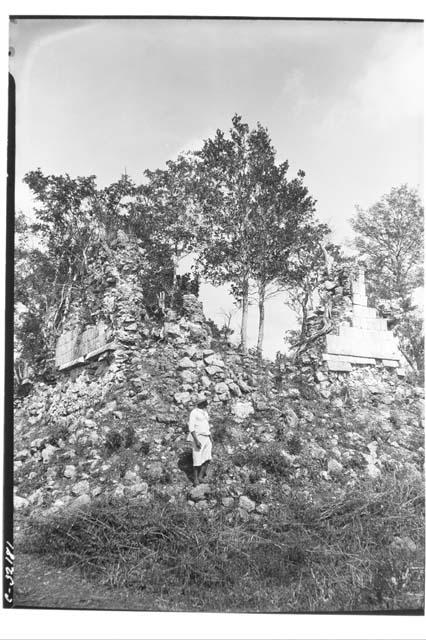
[250,161,317,357]
[195,115,256,353]
[141,154,201,301]
[20,170,137,369]
[283,223,334,345]
[351,184,424,374]
[351,184,424,301]
[195,115,320,356]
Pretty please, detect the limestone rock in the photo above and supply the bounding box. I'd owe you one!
[196,500,209,509]
[215,382,229,396]
[239,495,256,512]
[123,470,138,483]
[30,437,45,450]
[15,449,30,461]
[256,503,269,515]
[164,322,181,337]
[238,380,251,393]
[221,497,234,507]
[71,479,90,496]
[189,483,211,501]
[253,399,269,411]
[309,443,327,460]
[174,391,191,405]
[288,388,301,399]
[41,444,57,463]
[315,370,328,383]
[283,407,299,429]
[180,370,197,384]
[204,353,225,368]
[182,345,197,358]
[187,322,205,339]
[366,464,381,479]
[69,494,91,511]
[205,365,223,377]
[178,357,195,370]
[14,495,29,510]
[231,401,254,421]
[126,481,149,497]
[64,465,77,479]
[327,459,343,475]
[228,382,242,397]
[391,536,417,553]
[147,462,163,481]
[200,375,211,388]
[403,463,422,483]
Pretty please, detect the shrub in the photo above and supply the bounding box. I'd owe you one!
[287,434,302,455]
[104,425,136,454]
[252,445,290,478]
[139,441,150,456]
[104,429,122,454]
[22,475,424,612]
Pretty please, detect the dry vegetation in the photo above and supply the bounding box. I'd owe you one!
[22,473,424,612]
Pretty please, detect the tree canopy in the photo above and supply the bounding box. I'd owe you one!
[351,184,424,375]
[351,184,424,302]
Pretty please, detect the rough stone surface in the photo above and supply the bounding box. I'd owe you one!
[14,495,29,510]
[64,465,76,479]
[204,354,225,368]
[189,484,211,501]
[174,391,191,405]
[239,496,256,512]
[231,401,254,421]
[178,357,195,370]
[327,459,343,475]
[69,494,91,511]
[41,444,57,463]
[71,480,90,496]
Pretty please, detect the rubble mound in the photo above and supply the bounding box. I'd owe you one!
[14,232,424,525]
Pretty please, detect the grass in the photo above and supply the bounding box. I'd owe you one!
[22,473,424,612]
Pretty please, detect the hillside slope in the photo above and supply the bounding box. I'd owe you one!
[13,233,424,612]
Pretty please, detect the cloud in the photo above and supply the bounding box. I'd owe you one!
[354,30,423,123]
[276,68,320,117]
[319,28,423,134]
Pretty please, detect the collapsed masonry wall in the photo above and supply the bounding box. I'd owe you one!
[324,268,402,372]
[13,230,424,520]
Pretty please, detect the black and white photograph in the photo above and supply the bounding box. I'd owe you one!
[4,9,424,626]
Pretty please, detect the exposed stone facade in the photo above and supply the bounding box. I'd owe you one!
[324,268,402,372]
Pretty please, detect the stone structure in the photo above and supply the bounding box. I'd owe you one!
[323,268,402,372]
[55,322,115,370]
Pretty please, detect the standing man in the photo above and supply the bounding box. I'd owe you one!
[188,397,212,486]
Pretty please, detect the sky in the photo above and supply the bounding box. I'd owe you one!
[9,18,424,358]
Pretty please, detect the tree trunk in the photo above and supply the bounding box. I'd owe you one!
[171,252,179,305]
[240,278,249,354]
[256,280,265,358]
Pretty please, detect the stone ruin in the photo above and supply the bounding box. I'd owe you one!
[55,322,115,371]
[323,268,403,373]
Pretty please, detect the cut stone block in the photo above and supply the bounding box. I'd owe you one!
[352,293,368,306]
[348,356,377,365]
[58,356,85,371]
[84,342,117,361]
[382,360,399,368]
[339,326,393,340]
[56,322,108,368]
[352,305,377,319]
[327,360,352,372]
[326,332,400,361]
[352,317,388,331]
[323,353,376,365]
